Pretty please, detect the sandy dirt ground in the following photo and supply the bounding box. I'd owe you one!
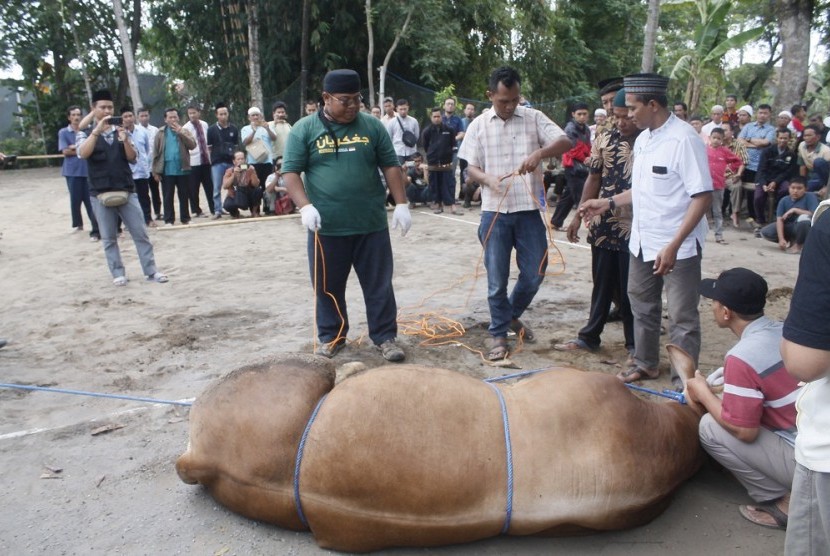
[0,167,797,555]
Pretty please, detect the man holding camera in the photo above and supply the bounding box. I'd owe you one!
[78,90,168,286]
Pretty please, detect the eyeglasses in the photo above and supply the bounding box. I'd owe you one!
[329,94,363,108]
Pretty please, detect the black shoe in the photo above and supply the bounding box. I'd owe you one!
[0,339,7,349]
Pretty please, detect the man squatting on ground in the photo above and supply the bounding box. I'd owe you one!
[686,268,800,531]
[458,66,571,361]
[283,69,411,362]
[77,89,168,286]
[580,73,713,389]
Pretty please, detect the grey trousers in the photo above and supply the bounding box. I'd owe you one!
[786,464,830,556]
[91,193,158,279]
[628,251,702,377]
[699,413,795,502]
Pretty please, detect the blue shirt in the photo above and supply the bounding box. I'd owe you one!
[128,126,150,179]
[163,127,186,176]
[738,121,776,171]
[442,114,463,136]
[58,125,87,178]
[776,192,819,218]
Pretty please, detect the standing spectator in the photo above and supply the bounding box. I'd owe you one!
[58,105,100,240]
[724,94,739,127]
[268,100,292,162]
[283,69,411,362]
[701,104,725,145]
[759,177,819,254]
[789,104,806,138]
[222,151,262,218]
[120,106,153,226]
[241,106,275,210]
[754,129,798,234]
[807,112,829,144]
[152,108,196,226]
[370,105,382,119]
[182,104,214,217]
[305,100,319,116]
[780,205,830,555]
[559,86,640,355]
[686,268,799,531]
[385,98,420,165]
[738,104,777,224]
[736,105,753,132]
[580,73,713,389]
[589,108,607,142]
[380,96,395,123]
[550,102,591,230]
[458,103,477,194]
[595,77,625,136]
[206,102,238,220]
[689,114,704,137]
[137,107,162,221]
[706,127,743,243]
[458,66,571,361]
[673,102,688,121]
[798,124,830,196]
[77,89,168,286]
[725,121,748,222]
[421,107,460,215]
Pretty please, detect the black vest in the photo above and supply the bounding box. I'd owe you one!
[86,135,135,195]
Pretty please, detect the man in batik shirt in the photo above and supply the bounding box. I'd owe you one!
[557,87,641,355]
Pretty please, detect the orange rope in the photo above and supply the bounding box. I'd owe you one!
[311,231,348,354]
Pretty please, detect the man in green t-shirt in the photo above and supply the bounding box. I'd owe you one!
[284,69,411,362]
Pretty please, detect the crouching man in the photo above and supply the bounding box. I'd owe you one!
[686,268,800,529]
[78,89,168,286]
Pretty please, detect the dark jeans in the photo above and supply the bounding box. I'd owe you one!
[807,158,829,192]
[430,169,454,206]
[134,178,152,224]
[753,182,789,226]
[65,175,99,236]
[406,184,430,205]
[148,174,162,218]
[188,164,214,216]
[578,246,634,351]
[307,229,398,346]
[253,162,273,212]
[161,173,191,224]
[760,217,812,246]
[550,169,586,228]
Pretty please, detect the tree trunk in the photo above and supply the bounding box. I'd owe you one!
[247,0,263,110]
[59,0,92,104]
[300,0,310,115]
[378,6,414,107]
[641,0,660,72]
[774,0,814,111]
[366,0,375,107]
[112,0,143,109]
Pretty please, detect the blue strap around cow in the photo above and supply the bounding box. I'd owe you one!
[486,381,515,534]
[293,393,328,528]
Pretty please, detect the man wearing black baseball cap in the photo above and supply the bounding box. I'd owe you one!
[686,267,800,530]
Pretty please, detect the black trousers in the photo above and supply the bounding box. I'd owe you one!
[578,245,634,350]
[162,174,191,224]
[253,162,274,213]
[148,174,162,218]
[134,178,152,224]
[550,169,586,228]
[188,164,214,216]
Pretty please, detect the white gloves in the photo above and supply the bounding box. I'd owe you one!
[299,204,321,232]
[391,204,411,236]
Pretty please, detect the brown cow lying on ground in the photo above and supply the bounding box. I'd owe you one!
[176,351,703,552]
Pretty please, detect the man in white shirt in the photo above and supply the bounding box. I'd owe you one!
[182,104,214,217]
[580,73,713,389]
[385,98,420,165]
[700,104,725,145]
[458,66,571,361]
[137,107,162,220]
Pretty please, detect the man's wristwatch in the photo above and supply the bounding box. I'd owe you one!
[608,196,616,212]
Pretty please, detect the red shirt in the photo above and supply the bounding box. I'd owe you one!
[707,145,743,190]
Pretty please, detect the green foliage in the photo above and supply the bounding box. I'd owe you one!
[0,136,57,168]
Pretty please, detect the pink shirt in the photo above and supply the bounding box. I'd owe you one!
[706,145,743,190]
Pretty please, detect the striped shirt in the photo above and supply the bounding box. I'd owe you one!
[458,106,565,213]
[721,317,801,445]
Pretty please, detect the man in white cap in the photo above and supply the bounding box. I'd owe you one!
[283,69,411,362]
[701,104,725,145]
[241,106,276,207]
[580,73,713,389]
[589,108,607,142]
